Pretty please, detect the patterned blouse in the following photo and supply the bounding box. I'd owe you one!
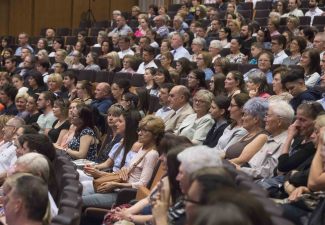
[226,52,246,64]
[68,127,98,161]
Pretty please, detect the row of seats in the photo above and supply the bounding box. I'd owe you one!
[51,151,83,225]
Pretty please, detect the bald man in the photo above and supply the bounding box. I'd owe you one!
[164,85,194,133]
[91,82,113,114]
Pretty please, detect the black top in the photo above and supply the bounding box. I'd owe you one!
[48,120,71,143]
[278,140,315,172]
[96,133,122,163]
[24,112,41,125]
[203,122,228,148]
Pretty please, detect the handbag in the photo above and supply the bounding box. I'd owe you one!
[93,150,150,192]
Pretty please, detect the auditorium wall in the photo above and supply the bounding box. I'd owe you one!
[0,0,138,36]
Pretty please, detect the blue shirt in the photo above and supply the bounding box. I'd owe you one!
[109,143,137,172]
[91,97,113,114]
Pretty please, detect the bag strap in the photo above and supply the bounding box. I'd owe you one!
[127,149,151,175]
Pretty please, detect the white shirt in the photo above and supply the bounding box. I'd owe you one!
[273,50,288,64]
[282,8,304,17]
[136,60,157,74]
[118,48,135,59]
[305,7,323,25]
[170,46,191,60]
[0,141,17,174]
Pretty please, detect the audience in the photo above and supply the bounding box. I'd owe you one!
[1,3,325,225]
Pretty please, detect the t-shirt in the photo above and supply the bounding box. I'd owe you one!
[37,111,57,134]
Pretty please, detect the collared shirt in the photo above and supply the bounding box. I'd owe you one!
[241,131,288,179]
[0,141,17,174]
[155,25,169,39]
[136,60,158,74]
[282,8,304,17]
[108,24,133,37]
[118,48,135,59]
[305,7,323,24]
[171,46,191,61]
[155,106,173,121]
[273,50,288,64]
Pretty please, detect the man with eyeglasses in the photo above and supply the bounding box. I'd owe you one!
[271,35,288,64]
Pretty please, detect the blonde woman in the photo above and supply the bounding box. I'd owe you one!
[47,73,63,96]
[106,51,121,73]
[15,92,29,119]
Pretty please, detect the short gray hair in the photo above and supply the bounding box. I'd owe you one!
[15,152,50,183]
[192,37,206,48]
[177,145,223,175]
[7,116,26,128]
[243,97,269,127]
[269,100,295,128]
[209,40,223,50]
[195,89,214,111]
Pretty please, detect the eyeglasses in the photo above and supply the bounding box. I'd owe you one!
[193,98,206,104]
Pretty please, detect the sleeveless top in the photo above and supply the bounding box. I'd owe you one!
[225,131,266,159]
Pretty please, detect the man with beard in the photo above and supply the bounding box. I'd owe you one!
[239,24,255,56]
[282,0,304,17]
[155,83,175,120]
[36,91,57,135]
[305,0,323,25]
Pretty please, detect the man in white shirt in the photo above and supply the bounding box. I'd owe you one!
[117,36,134,59]
[170,33,191,60]
[282,0,304,17]
[136,46,158,74]
[271,35,288,64]
[0,117,25,174]
[305,0,323,24]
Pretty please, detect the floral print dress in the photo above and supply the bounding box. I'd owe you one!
[68,127,97,161]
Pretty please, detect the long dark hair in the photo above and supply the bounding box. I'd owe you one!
[191,69,207,89]
[74,105,97,137]
[212,73,226,96]
[177,57,193,78]
[213,95,231,123]
[167,143,193,203]
[303,48,321,75]
[157,133,192,204]
[120,110,142,167]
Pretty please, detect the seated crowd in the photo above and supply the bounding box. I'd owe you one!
[0,0,325,225]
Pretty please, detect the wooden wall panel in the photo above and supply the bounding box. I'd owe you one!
[0,0,10,35]
[34,0,73,36]
[8,0,33,36]
[0,0,140,37]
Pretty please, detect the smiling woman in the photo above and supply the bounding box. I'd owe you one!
[82,114,163,209]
